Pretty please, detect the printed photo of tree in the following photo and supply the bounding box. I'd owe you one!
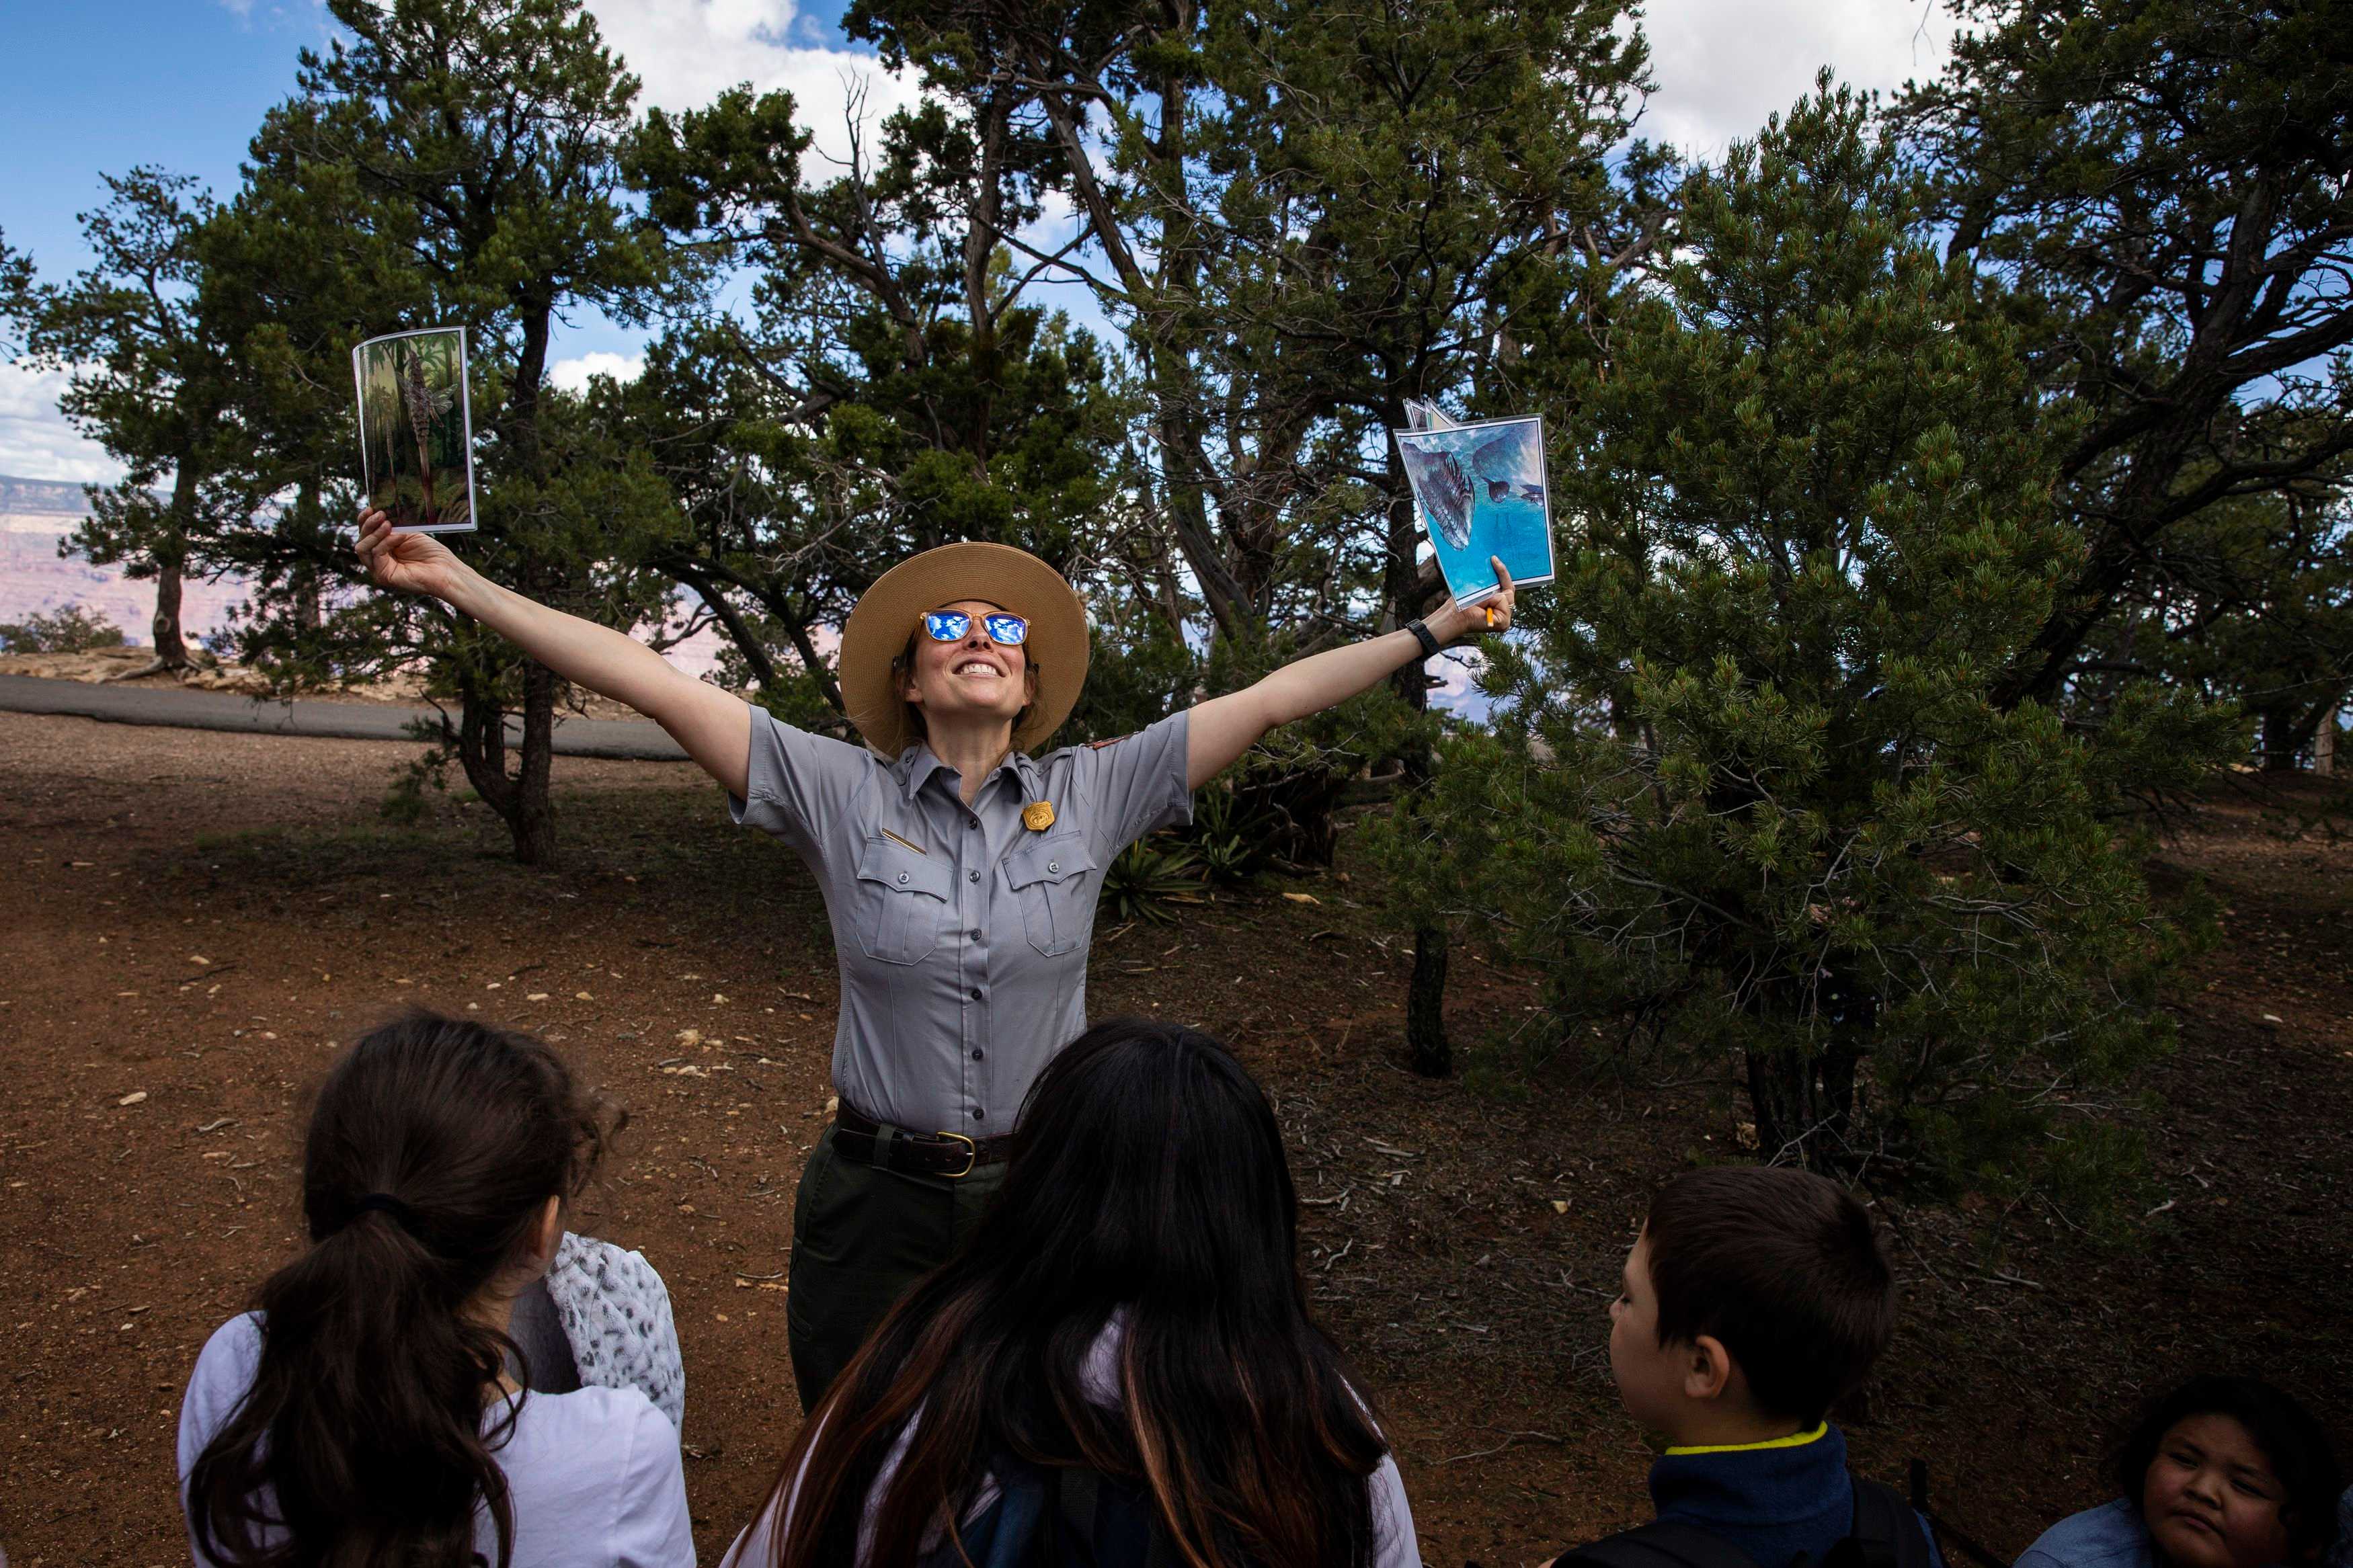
[352,326,476,532]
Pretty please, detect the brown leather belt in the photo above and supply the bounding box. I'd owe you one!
[831,1098,1013,1180]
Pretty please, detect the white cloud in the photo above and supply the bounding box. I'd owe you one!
[0,362,126,485]
[1637,0,1955,159]
[583,1,926,170]
[548,350,647,393]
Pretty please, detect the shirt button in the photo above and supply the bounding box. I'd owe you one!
[971,1048,984,1061]
[969,987,983,1001]
[1047,860,1060,874]
[968,929,982,941]
[896,872,909,884]
[972,1108,986,1120]
[967,869,980,882]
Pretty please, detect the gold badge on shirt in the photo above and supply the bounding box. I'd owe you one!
[1022,800,1056,833]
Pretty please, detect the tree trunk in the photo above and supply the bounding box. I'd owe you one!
[1406,926,1451,1077]
[1382,431,1437,709]
[282,479,323,630]
[149,461,199,670]
[2317,717,2336,778]
[151,551,190,669]
[2261,707,2305,772]
[452,657,559,867]
[511,657,558,866]
[1745,1046,1814,1165]
[294,567,321,632]
[1394,503,1450,1075]
[454,300,561,866]
[1743,973,1873,1169]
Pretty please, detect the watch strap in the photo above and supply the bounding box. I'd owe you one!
[1404,618,1441,659]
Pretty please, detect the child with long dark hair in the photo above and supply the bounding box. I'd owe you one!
[722,1016,1419,1568]
[2017,1376,2341,1568]
[178,1012,694,1567]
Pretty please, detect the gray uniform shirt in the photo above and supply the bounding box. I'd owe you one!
[729,707,1193,1132]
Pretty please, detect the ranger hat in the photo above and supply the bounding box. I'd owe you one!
[837,541,1090,757]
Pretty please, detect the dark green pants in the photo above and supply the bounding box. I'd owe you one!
[787,1122,1006,1413]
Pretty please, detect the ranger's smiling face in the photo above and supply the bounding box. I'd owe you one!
[904,598,1033,726]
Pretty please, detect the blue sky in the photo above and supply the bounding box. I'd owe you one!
[3,1,851,280]
[2,0,1955,483]
[5,6,321,279]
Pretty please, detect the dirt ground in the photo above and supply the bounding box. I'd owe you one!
[2,709,2348,1567]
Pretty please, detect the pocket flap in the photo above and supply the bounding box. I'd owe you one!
[856,836,952,901]
[1003,834,1097,891]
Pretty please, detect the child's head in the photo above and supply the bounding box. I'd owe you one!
[2114,1375,2343,1568]
[294,1009,608,1282]
[1609,1166,1895,1438]
[188,1012,615,1567]
[779,1017,1390,1568]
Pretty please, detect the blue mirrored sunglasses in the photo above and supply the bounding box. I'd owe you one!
[922,610,1029,646]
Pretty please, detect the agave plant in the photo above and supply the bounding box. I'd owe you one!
[1185,785,1281,888]
[1102,839,1202,924]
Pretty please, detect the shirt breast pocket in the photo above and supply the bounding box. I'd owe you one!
[851,837,952,965]
[1003,833,1099,958]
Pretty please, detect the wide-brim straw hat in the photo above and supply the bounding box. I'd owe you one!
[838,540,1090,757]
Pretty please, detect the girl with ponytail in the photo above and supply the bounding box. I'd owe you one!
[723,1017,1420,1568]
[178,1012,694,1567]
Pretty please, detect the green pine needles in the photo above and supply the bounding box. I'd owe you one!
[1380,83,2236,1222]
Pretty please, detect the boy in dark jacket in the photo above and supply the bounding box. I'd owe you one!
[1559,1166,1937,1568]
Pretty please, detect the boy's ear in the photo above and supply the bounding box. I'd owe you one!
[1683,1333,1736,1402]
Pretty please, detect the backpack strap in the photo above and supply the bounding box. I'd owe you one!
[1047,1462,1176,1568]
[937,1458,1047,1568]
[1837,1478,1931,1568]
[1556,1521,1771,1568]
[1058,1464,1101,1542]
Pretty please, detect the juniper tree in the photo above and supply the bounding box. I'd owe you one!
[1381,83,2235,1209]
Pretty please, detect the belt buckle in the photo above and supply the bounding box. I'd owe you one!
[932,1130,978,1179]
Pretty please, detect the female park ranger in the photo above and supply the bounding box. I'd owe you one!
[354,513,1514,1407]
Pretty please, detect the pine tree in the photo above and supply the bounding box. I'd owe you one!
[4,171,238,671]
[2087,474,2353,774]
[215,0,684,864]
[622,82,1135,727]
[1897,0,2353,711]
[1380,83,2235,1210]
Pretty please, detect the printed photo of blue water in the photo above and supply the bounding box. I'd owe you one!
[1394,414,1555,604]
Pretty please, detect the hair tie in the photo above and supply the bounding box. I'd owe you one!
[347,1192,420,1233]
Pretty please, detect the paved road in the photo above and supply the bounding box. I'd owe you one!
[0,673,688,761]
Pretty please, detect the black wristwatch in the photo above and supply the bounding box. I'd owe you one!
[1404,618,1442,659]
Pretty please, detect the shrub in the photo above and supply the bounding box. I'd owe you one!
[0,603,129,653]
